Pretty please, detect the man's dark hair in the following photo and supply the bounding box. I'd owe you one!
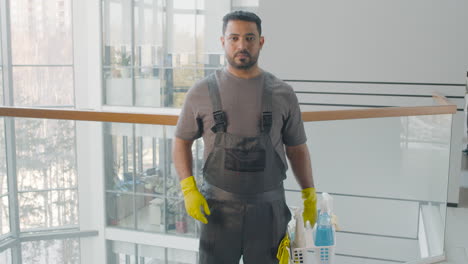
[222,11,262,36]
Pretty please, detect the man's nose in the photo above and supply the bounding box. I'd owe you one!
[237,38,249,50]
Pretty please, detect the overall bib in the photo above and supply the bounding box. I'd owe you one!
[199,73,292,264]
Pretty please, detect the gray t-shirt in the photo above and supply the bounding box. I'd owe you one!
[175,68,306,168]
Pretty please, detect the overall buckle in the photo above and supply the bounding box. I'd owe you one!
[262,112,272,132]
[211,110,227,133]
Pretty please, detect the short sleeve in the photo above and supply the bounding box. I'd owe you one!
[175,88,203,140]
[282,88,307,146]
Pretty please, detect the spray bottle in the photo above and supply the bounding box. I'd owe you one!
[314,192,335,246]
[292,208,306,249]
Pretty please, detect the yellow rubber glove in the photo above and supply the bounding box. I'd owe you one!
[180,176,210,224]
[302,187,317,227]
[276,233,290,264]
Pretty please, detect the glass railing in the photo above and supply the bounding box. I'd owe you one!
[284,113,452,263]
[0,96,456,264]
[107,240,198,263]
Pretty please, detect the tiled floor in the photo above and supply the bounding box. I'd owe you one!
[440,188,468,263]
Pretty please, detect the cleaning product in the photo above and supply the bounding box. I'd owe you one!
[304,221,314,248]
[314,193,334,247]
[292,207,306,249]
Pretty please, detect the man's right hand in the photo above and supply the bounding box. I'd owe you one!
[180,176,211,224]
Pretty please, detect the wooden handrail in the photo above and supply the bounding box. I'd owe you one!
[301,93,456,122]
[0,107,179,125]
[0,103,456,125]
[301,105,455,122]
[432,92,451,105]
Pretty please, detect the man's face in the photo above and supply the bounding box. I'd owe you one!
[221,20,264,70]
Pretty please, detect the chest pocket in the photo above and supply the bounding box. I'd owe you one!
[224,148,266,172]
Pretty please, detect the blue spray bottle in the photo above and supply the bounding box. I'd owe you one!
[314,193,334,247]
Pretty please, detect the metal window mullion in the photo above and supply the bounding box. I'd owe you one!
[11,64,73,67]
[132,124,137,229]
[172,8,204,15]
[20,225,80,234]
[130,0,136,106]
[1,0,14,106]
[106,189,173,200]
[136,0,144,70]
[134,243,139,264]
[138,136,143,173]
[162,0,171,107]
[152,137,156,168]
[4,119,21,264]
[102,0,110,105]
[19,229,97,242]
[17,187,78,194]
[193,0,198,75]
[162,126,168,234]
[123,136,129,173]
[1,0,22,262]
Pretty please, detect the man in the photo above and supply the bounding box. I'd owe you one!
[172,11,317,264]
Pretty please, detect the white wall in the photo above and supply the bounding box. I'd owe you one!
[259,0,468,84]
[259,0,468,204]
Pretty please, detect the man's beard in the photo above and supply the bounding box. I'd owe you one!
[226,50,259,70]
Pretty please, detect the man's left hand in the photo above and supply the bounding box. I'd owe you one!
[302,187,317,227]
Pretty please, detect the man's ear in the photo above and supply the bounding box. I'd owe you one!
[259,36,265,49]
[220,36,225,47]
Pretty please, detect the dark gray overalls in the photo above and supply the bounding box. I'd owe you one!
[199,73,292,264]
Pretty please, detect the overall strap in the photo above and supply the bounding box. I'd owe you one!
[206,73,227,133]
[261,73,273,133]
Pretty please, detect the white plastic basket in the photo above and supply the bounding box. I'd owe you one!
[291,226,336,264]
[291,247,314,264]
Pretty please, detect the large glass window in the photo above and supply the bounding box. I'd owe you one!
[102,0,228,108]
[0,248,12,264]
[0,0,79,262]
[10,0,73,107]
[7,0,78,234]
[12,67,74,106]
[21,238,80,264]
[231,0,259,12]
[15,119,78,231]
[104,123,204,237]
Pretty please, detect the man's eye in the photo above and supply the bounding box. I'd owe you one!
[231,37,238,41]
[246,36,255,41]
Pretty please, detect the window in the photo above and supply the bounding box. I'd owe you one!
[15,119,78,231]
[0,248,12,264]
[10,0,73,107]
[107,240,198,264]
[21,238,80,264]
[0,0,79,262]
[102,0,228,107]
[104,123,204,237]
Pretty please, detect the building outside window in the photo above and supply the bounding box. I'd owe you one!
[0,0,79,262]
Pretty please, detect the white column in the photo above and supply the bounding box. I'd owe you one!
[73,0,106,263]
